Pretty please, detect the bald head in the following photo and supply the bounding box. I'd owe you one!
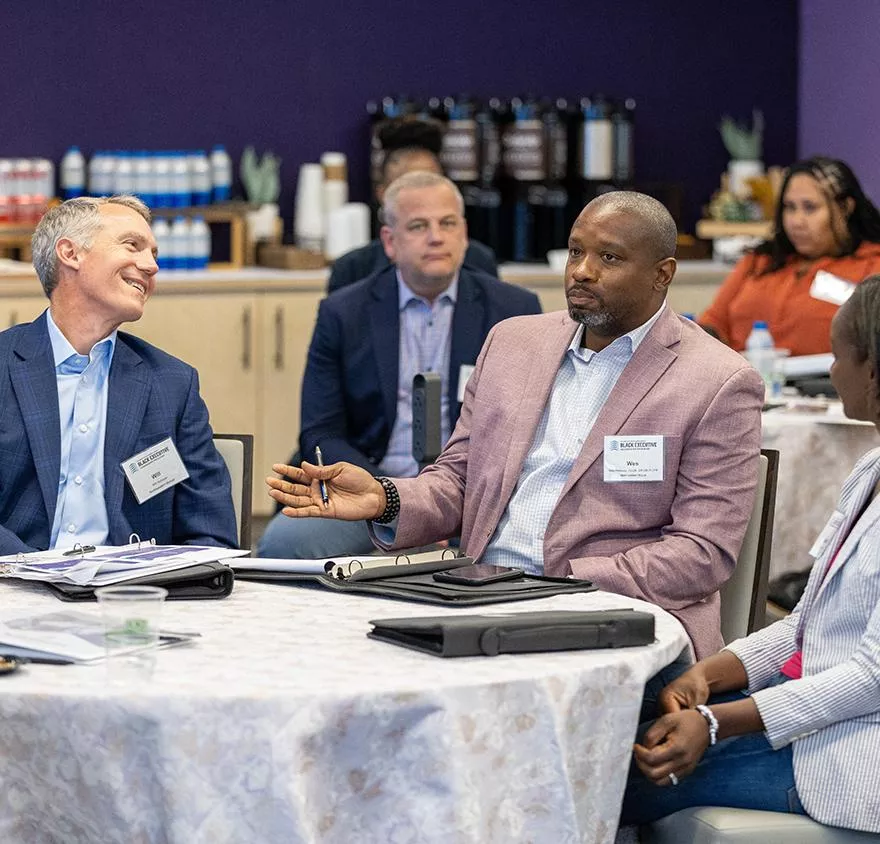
[581,191,677,262]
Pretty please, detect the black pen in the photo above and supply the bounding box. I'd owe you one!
[314,445,330,506]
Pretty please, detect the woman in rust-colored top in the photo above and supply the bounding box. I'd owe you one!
[700,157,880,356]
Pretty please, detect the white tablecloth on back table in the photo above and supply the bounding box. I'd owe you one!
[0,580,689,844]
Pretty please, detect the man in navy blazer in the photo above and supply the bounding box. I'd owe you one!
[258,172,540,558]
[0,195,237,556]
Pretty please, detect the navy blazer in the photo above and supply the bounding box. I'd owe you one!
[300,266,542,473]
[0,313,238,554]
[327,238,498,294]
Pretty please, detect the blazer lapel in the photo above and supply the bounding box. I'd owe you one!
[103,337,151,538]
[557,307,679,501]
[495,312,578,508]
[448,272,485,415]
[368,269,401,428]
[9,313,61,525]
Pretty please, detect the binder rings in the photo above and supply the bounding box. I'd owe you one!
[234,557,597,607]
[368,609,656,657]
[45,562,235,602]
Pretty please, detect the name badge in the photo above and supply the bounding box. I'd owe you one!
[808,510,845,558]
[121,437,190,504]
[810,270,856,306]
[604,435,664,482]
[457,364,475,403]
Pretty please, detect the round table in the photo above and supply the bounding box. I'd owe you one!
[762,408,878,579]
[0,579,689,844]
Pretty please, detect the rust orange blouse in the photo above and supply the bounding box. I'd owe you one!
[699,241,880,355]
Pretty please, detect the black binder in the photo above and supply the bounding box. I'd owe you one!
[368,609,656,657]
[235,558,596,607]
[45,562,235,601]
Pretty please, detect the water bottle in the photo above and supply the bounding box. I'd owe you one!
[189,151,212,206]
[170,152,191,208]
[113,151,135,195]
[133,151,154,206]
[210,145,232,202]
[60,146,86,199]
[169,216,190,270]
[189,216,211,270]
[153,153,172,208]
[152,218,171,271]
[745,320,778,399]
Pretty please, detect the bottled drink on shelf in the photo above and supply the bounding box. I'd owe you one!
[152,218,171,271]
[531,98,571,259]
[89,151,113,197]
[579,95,614,182]
[133,151,154,206]
[113,152,135,196]
[168,216,190,270]
[441,95,479,184]
[189,151,212,206]
[170,152,191,208]
[210,145,232,203]
[60,146,86,199]
[153,153,173,208]
[189,215,211,270]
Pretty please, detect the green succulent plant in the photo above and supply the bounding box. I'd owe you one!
[719,110,764,160]
[240,146,281,204]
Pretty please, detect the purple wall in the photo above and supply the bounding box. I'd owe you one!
[1,1,798,231]
[799,0,880,204]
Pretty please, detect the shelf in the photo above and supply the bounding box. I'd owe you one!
[696,220,773,239]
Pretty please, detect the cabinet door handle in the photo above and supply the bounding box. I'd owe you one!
[241,306,252,370]
[274,306,284,370]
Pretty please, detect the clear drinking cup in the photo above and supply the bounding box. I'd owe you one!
[95,585,168,651]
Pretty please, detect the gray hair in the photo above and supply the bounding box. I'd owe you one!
[842,275,880,377]
[31,194,152,298]
[585,191,678,260]
[381,171,464,227]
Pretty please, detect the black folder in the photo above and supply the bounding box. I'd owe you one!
[45,562,235,601]
[236,558,597,607]
[368,609,656,657]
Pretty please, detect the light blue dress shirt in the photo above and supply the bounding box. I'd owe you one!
[481,303,667,574]
[378,271,458,478]
[46,310,116,549]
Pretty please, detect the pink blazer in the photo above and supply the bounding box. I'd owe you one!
[384,307,764,658]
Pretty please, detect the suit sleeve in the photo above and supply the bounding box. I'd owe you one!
[698,255,756,345]
[299,299,378,473]
[327,255,354,294]
[568,364,764,610]
[0,524,39,555]
[171,368,239,547]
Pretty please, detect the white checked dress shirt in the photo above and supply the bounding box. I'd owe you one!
[378,271,457,478]
[481,303,666,574]
[46,309,116,549]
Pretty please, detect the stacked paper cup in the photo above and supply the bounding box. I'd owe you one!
[325,203,371,261]
[294,163,324,252]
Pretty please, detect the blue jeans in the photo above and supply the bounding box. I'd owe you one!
[256,513,375,559]
[619,667,807,825]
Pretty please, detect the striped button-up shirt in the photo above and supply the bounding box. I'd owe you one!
[378,271,458,478]
[481,303,666,574]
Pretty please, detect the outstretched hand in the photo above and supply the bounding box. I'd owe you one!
[266,460,387,522]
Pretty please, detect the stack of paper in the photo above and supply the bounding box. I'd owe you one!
[0,542,250,587]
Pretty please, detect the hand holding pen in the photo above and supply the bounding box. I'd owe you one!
[314,445,330,507]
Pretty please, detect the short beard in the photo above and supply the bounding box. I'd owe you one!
[567,305,619,335]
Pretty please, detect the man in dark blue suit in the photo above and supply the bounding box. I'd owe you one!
[258,172,540,558]
[0,195,237,555]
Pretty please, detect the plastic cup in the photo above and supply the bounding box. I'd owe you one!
[95,585,168,651]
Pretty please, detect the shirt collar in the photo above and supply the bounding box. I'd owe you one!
[568,300,667,358]
[395,270,459,310]
[46,308,117,368]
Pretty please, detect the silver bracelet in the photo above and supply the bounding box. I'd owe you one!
[695,704,719,746]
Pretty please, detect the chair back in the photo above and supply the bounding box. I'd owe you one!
[213,433,254,550]
[720,449,779,643]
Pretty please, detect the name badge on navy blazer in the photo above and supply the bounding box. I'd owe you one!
[122,437,190,504]
[604,435,664,482]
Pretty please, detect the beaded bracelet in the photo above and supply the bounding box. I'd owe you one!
[695,704,719,746]
[374,477,401,524]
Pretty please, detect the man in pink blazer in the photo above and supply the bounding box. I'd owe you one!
[268,191,764,659]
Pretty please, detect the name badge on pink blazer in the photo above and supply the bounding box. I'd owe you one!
[603,435,664,482]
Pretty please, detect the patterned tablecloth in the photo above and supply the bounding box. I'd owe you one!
[0,579,689,844]
[762,409,878,579]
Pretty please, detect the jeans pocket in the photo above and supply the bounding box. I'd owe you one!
[787,785,807,815]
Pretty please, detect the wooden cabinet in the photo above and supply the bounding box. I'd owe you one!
[2,294,48,329]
